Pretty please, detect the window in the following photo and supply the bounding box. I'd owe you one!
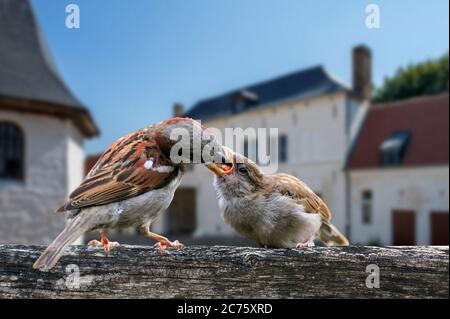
[380,131,411,166]
[231,90,258,114]
[243,138,249,158]
[243,138,260,163]
[233,100,246,113]
[362,190,372,224]
[255,137,271,165]
[278,135,288,163]
[0,122,24,180]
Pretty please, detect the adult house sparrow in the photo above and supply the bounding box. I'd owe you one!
[206,149,349,248]
[33,117,225,271]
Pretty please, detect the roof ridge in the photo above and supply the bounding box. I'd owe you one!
[348,92,449,169]
[185,64,348,120]
[194,64,327,106]
[0,0,98,137]
[372,92,449,110]
[29,0,84,108]
[0,0,82,108]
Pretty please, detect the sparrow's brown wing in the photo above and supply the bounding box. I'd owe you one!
[56,128,178,212]
[273,173,332,221]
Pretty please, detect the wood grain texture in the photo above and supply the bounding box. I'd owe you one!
[0,245,448,299]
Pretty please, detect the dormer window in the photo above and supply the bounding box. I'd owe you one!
[231,90,258,114]
[0,122,25,181]
[234,100,246,113]
[380,131,410,166]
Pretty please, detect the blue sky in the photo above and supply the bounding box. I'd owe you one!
[31,0,449,154]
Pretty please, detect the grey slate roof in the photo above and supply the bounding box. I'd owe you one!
[184,65,349,121]
[0,0,84,107]
[0,0,98,137]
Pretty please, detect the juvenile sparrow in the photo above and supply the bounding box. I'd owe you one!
[33,117,225,271]
[207,149,349,248]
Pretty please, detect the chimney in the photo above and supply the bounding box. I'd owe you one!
[352,45,372,100]
[172,102,184,117]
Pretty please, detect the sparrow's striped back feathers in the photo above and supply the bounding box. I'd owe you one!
[56,127,178,212]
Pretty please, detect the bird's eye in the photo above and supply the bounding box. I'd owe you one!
[238,166,249,174]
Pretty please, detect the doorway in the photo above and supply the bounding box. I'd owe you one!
[430,212,449,245]
[166,187,197,235]
[392,210,416,245]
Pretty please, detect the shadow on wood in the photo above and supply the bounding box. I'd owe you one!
[0,245,448,298]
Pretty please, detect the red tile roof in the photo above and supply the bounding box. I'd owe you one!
[347,93,449,169]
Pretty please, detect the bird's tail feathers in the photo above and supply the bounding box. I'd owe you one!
[33,213,94,272]
[318,220,349,246]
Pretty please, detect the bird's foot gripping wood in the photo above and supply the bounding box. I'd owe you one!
[154,240,184,253]
[296,239,315,248]
[88,232,120,257]
[139,228,184,253]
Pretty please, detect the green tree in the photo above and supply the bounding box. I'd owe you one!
[374,53,449,102]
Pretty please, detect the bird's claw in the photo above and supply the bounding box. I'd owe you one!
[88,239,120,257]
[296,240,315,248]
[88,239,101,247]
[154,239,184,253]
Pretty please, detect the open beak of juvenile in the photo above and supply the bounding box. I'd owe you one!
[206,147,234,176]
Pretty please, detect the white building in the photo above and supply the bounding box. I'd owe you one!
[347,93,449,245]
[0,0,98,244]
[154,46,373,242]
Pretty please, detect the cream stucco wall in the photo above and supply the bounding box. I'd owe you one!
[349,166,449,245]
[0,110,85,244]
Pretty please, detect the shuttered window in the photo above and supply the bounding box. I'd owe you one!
[0,122,24,180]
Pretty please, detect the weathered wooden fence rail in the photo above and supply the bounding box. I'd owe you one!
[0,245,448,298]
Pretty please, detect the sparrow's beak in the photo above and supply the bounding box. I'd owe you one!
[206,147,234,176]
